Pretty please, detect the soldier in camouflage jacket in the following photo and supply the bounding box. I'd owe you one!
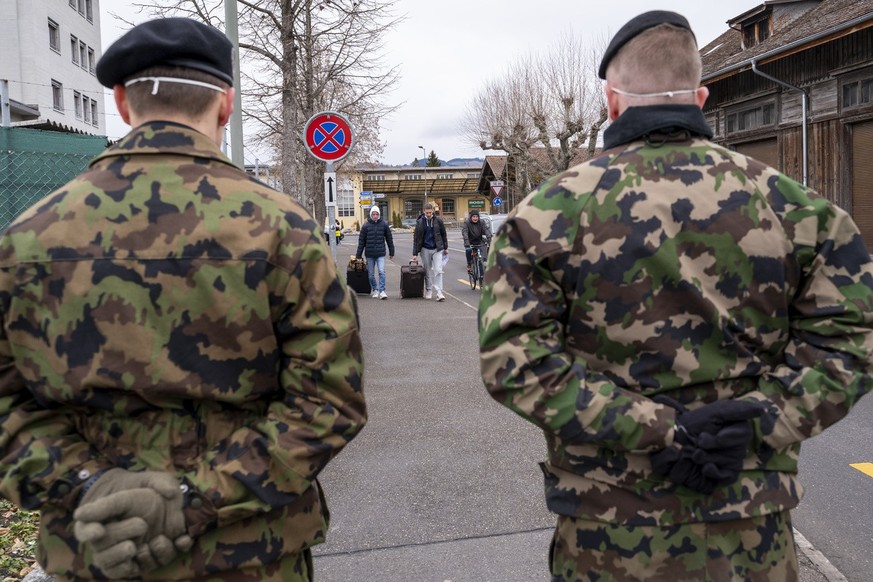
[0,19,366,581]
[480,11,873,581]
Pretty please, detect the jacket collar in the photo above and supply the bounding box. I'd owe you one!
[603,105,713,150]
[91,121,235,168]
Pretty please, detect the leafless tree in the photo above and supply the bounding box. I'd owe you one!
[125,0,402,225]
[462,33,607,205]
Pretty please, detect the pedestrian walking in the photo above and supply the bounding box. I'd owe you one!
[412,202,449,301]
[356,205,395,299]
[479,10,873,581]
[0,17,366,582]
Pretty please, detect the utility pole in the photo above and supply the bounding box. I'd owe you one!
[225,0,244,167]
[418,145,427,209]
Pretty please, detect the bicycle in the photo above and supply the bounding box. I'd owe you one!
[468,244,488,290]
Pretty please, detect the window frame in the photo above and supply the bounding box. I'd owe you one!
[48,19,61,53]
[71,35,79,64]
[724,96,778,135]
[52,80,64,112]
[90,98,99,126]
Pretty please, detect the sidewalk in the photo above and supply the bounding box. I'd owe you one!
[311,256,848,582]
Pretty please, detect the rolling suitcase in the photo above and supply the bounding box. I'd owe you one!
[346,257,372,295]
[400,259,425,298]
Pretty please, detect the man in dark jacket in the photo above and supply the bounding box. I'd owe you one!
[461,209,492,273]
[356,205,395,299]
[412,203,448,301]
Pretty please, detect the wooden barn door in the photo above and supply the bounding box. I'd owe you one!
[851,121,873,250]
[735,138,779,169]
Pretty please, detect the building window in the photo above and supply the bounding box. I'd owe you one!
[73,91,82,119]
[404,199,423,218]
[91,99,98,126]
[842,78,873,110]
[80,41,88,69]
[83,95,91,123]
[725,100,776,134]
[71,35,79,64]
[441,198,456,215]
[88,48,96,73]
[742,15,771,48]
[467,173,479,179]
[436,173,452,179]
[48,19,60,52]
[77,0,85,16]
[85,0,93,21]
[337,189,355,217]
[52,80,64,112]
[369,174,385,180]
[69,0,75,7]
[405,174,422,180]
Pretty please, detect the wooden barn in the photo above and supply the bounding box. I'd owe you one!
[701,0,873,246]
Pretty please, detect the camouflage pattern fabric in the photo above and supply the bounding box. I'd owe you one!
[0,121,366,580]
[479,133,873,526]
[550,511,798,581]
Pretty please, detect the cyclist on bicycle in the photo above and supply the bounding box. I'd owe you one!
[462,209,492,274]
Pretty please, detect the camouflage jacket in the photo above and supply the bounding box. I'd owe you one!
[479,107,873,525]
[0,122,366,579]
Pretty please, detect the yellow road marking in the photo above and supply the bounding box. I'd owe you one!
[850,463,873,478]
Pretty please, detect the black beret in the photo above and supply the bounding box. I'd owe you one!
[598,10,695,79]
[96,18,233,88]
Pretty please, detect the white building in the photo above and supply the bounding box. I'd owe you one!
[0,0,104,134]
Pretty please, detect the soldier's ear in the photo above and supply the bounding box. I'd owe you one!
[217,88,234,127]
[114,85,132,125]
[695,86,709,110]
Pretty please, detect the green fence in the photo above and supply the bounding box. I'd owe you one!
[0,127,108,230]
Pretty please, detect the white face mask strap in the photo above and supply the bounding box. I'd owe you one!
[611,86,698,99]
[124,76,228,95]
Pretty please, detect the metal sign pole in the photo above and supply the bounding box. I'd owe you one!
[325,162,338,263]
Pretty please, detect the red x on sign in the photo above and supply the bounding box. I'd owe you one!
[304,111,355,163]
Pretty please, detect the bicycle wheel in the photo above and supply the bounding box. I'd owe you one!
[469,265,478,289]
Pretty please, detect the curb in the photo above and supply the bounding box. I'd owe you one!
[794,528,848,582]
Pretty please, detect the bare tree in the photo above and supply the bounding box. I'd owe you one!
[462,33,607,206]
[126,0,402,225]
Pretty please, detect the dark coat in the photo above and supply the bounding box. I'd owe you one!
[412,215,447,255]
[356,217,395,258]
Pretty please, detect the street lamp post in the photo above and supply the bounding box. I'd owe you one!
[418,145,428,210]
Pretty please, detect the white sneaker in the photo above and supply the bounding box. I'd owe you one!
[436,293,445,302]
[425,290,432,300]
[371,290,378,298]
[379,291,388,299]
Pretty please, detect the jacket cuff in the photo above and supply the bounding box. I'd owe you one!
[180,477,219,538]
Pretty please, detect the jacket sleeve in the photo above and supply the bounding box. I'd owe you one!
[478,197,676,454]
[412,222,420,256]
[356,224,367,258]
[439,220,448,251]
[461,221,470,246]
[742,198,873,451]
[0,268,114,512]
[386,224,395,257]
[183,235,366,535]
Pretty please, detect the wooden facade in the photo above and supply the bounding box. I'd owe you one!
[701,1,873,246]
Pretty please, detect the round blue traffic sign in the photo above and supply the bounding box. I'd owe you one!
[493,197,503,206]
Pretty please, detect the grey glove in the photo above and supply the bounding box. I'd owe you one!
[74,469,193,576]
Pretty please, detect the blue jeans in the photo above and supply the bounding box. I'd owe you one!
[367,256,386,292]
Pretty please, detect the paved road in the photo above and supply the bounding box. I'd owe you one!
[313,232,848,582]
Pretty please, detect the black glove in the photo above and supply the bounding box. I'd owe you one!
[667,398,766,444]
[651,398,765,494]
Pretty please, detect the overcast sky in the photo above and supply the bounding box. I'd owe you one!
[99,1,760,166]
